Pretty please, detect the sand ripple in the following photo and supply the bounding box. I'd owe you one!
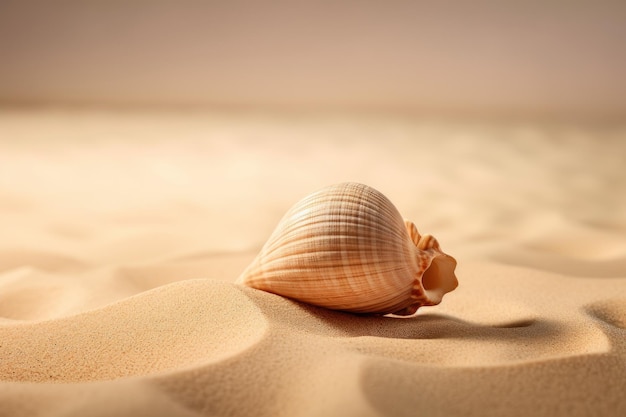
[586,298,626,329]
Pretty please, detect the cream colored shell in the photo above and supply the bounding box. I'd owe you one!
[238,182,458,316]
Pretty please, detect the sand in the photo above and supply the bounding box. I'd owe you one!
[0,108,625,416]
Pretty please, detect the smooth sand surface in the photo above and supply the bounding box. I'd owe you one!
[0,109,625,416]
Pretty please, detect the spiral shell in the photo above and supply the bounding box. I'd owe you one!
[238,182,458,316]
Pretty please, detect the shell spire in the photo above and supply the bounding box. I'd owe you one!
[238,182,458,316]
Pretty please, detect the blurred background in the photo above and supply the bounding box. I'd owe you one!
[1,0,625,269]
[1,0,626,121]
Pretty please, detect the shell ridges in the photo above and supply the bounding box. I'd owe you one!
[238,182,458,316]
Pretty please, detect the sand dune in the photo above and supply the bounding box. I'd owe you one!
[0,109,625,416]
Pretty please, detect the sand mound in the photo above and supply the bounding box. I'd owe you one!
[0,280,267,382]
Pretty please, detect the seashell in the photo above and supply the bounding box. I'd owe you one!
[237,182,458,316]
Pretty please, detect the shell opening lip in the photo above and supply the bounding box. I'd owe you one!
[421,254,458,305]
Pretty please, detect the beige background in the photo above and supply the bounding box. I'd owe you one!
[1,1,626,120]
